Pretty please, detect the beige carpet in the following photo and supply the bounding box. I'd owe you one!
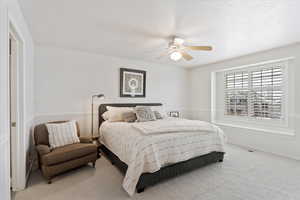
[15,145,300,200]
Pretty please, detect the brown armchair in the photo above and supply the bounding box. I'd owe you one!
[34,121,98,183]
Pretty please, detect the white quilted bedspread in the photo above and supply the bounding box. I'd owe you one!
[100,118,226,196]
[132,118,217,135]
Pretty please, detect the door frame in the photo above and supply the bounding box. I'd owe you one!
[8,14,26,192]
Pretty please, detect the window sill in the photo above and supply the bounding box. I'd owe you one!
[214,121,295,136]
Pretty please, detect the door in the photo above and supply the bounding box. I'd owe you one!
[9,33,18,190]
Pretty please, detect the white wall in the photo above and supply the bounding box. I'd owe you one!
[0,0,35,199]
[34,45,188,135]
[188,43,300,160]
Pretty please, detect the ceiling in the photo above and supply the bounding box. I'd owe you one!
[19,0,300,67]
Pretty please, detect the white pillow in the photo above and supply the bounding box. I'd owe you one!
[102,111,110,121]
[151,106,168,118]
[105,106,134,122]
[46,121,80,149]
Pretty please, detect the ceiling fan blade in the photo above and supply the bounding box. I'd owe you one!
[185,46,213,51]
[181,51,193,61]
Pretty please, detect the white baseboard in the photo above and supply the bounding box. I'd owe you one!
[228,142,300,161]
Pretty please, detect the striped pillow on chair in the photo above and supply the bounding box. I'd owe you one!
[46,121,80,149]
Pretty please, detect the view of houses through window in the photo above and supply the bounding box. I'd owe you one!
[225,64,284,120]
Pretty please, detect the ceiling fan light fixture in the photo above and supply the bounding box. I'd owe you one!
[170,51,182,61]
[174,37,184,45]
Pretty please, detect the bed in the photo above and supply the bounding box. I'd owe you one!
[98,103,225,195]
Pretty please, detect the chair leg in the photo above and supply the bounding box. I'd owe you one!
[92,161,96,168]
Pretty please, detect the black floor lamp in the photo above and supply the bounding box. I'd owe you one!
[91,94,105,138]
[91,94,104,158]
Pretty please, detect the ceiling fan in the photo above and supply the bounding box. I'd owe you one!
[162,37,212,61]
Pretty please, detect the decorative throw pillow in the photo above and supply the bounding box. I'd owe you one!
[105,106,134,122]
[151,106,168,118]
[135,106,156,122]
[46,121,80,149]
[153,111,163,119]
[122,111,137,122]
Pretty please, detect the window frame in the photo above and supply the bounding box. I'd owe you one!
[211,58,291,129]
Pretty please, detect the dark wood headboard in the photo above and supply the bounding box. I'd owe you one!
[98,103,162,128]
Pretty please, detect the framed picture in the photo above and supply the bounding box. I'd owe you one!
[120,68,146,97]
[169,111,180,118]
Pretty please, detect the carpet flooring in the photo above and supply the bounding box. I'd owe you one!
[14,145,300,200]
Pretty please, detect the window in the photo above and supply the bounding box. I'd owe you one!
[225,64,284,120]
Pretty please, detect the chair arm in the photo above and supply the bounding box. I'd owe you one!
[79,137,93,143]
[36,145,51,156]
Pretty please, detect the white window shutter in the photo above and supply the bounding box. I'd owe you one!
[249,67,283,119]
[224,64,284,120]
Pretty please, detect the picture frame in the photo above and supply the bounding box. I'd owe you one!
[120,68,146,98]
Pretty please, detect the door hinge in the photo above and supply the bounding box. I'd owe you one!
[11,122,16,127]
